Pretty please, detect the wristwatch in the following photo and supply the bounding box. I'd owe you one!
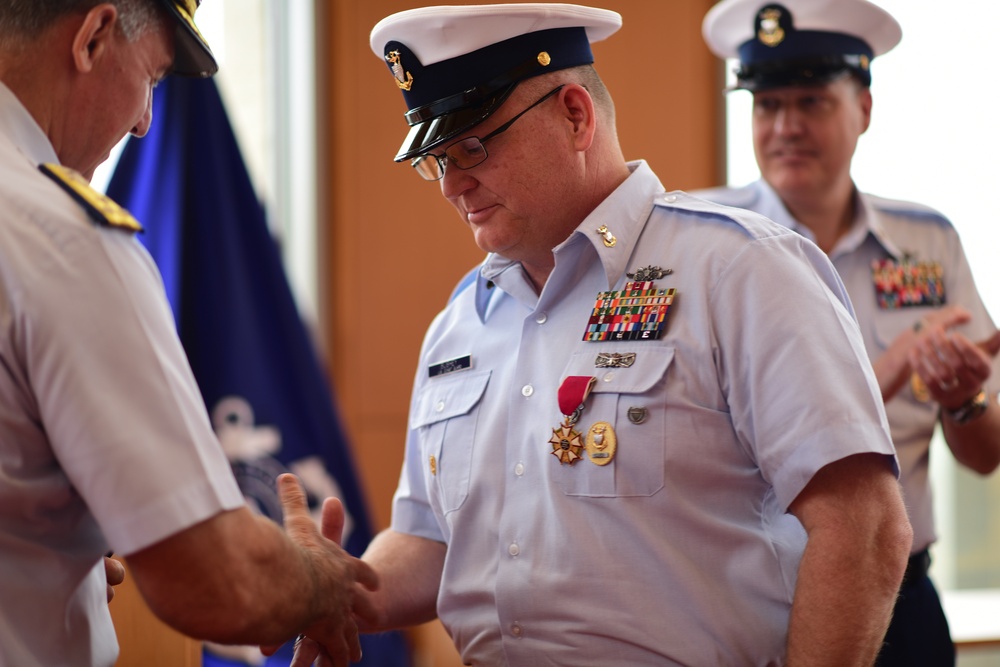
[942,389,989,425]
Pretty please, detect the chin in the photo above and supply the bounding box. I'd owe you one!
[765,167,815,193]
[470,230,513,257]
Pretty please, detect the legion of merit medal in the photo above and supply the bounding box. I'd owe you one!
[585,421,617,465]
[550,376,596,465]
[549,422,584,465]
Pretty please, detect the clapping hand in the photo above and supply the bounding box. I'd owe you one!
[909,314,1000,409]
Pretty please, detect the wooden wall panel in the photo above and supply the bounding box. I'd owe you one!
[110,559,202,667]
[316,1,724,663]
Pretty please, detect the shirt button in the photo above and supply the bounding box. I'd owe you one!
[511,623,523,637]
[602,372,615,382]
[508,543,520,557]
[521,385,534,397]
[535,313,547,324]
[666,194,677,203]
[435,401,445,412]
[514,462,525,476]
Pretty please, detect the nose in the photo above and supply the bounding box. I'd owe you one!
[772,104,803,137]
[131,89,154,138]
[440,162,477,200]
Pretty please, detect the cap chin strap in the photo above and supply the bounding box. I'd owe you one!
[404,52,549,126]
[735,55,870,91]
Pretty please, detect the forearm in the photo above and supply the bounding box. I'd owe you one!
[871,329,918,402]
[361,529,445,631]
[787,455,912,666]
[942,403,1000,474]
[127,508,344,645]
[787,525,907,665]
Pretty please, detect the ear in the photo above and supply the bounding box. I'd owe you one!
[857,85,873,135]
[560,84,597,152]
[71,4,119,74]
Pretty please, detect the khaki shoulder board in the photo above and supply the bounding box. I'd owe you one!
[39,163,143,233]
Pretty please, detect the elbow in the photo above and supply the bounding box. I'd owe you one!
[972,452,1000,475]
[955,448,1000,476]
[881,503,914,589]
[969,461,1000,476]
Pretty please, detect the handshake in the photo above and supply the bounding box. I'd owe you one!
[112,474,382,667]
[258,474,381,666]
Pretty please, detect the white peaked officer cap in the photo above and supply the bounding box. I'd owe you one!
[369,4,622,162]
[702,0,901,91]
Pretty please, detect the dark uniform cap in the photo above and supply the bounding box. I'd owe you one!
[369,3,621,162]
[158,0,217,77]
[702,0,901,91]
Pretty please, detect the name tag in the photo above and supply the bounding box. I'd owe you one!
[428,355,472,378]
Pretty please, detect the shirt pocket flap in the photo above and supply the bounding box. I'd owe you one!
[410,369,492,429]
[871,313,923,349]
[563,347,674,395]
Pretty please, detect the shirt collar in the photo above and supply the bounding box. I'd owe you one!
[853,190,905,260]
[753,179,904,260]
[472,160,664,321]
[0,81,60,166]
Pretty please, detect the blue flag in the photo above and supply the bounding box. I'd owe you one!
[106,76,410,666]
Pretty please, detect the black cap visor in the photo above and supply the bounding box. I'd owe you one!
[162,1,218,77]
[394,83,517,162]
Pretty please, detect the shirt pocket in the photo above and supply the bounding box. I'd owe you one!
[410,369,491,514]
[553,347,673,497]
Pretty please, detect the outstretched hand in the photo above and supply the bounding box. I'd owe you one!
[261,474,380,666]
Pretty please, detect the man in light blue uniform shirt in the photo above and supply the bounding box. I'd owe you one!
[294,4,910,666]
[699,1,1000,664]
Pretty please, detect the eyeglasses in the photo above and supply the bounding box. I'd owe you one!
[411,85,565,181]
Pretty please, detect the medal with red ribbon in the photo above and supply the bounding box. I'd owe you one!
[549,376,596,465]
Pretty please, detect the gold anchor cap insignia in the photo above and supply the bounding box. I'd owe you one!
[385,50,414,91]
[757,7,785,47]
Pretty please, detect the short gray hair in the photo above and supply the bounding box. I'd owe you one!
[522,64,617,126]
[0,0,164,46]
